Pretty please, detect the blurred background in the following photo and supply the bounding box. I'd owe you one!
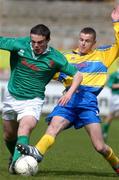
[0,2,119,179]
[0,0,119,115]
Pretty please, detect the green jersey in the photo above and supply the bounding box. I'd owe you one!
[0,36,78,100]
[107,70,119,95]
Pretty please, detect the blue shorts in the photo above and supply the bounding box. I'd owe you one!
[46,90,101,129]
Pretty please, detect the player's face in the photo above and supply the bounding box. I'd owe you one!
[30,34,49,54]
[78,33,96,55]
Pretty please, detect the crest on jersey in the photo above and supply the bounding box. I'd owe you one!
[49,60,55,67]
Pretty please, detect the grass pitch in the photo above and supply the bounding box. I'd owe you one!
[0,115,119,180]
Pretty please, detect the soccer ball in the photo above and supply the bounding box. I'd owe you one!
[15,155,38,176]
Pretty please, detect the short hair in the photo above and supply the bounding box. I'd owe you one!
[80,27,96,40]
[30,24,50,40]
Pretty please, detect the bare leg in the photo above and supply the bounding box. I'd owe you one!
[85,123,119,174]
[3,120,18,155]
[102,112,114,141]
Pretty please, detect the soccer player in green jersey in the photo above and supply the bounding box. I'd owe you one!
[102,68,119,141]
[0,24,83,173]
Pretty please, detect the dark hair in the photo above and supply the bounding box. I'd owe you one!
[80,27,96,40]
[30,24,50,40]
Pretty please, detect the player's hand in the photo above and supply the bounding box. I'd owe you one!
[58,91,72,106]
[111,5,119,21]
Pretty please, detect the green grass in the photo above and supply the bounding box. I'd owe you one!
[0,116,119,180]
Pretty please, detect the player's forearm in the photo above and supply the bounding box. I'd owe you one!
[67,71,83,95]
[0,37,16,51]
[57,71,83,106]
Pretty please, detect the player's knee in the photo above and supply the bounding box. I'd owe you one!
[47,125,58,135]
[94,144,105,154]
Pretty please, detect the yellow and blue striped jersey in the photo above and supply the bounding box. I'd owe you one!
[54,22,119,96]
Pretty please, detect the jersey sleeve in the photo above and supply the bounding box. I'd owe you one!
[61,60,78,76]
[53,72,73,87]
[0,37,17,51]
[55,51,78,76]
[99,22,119,67]
[0,36,29,51]
[53,51,78,87]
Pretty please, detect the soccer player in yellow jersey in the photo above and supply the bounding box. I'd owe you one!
[17,5,119,175]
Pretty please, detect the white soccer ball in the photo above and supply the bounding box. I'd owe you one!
[15,155,38,176]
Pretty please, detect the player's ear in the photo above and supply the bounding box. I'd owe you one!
[92,40,96,49]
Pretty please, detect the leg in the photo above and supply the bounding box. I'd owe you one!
[35,116,70,154]
[11,96,44,163]
[17,116,70,162]
[85,123,119,174]
[102,112,113,141]
[3,119,18,174]
[3,119,18,156]
[12,115,37,162]
[8,115,38,174]
[2,91,43,173]
[102,94,119,141]
[17,104,75,161]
